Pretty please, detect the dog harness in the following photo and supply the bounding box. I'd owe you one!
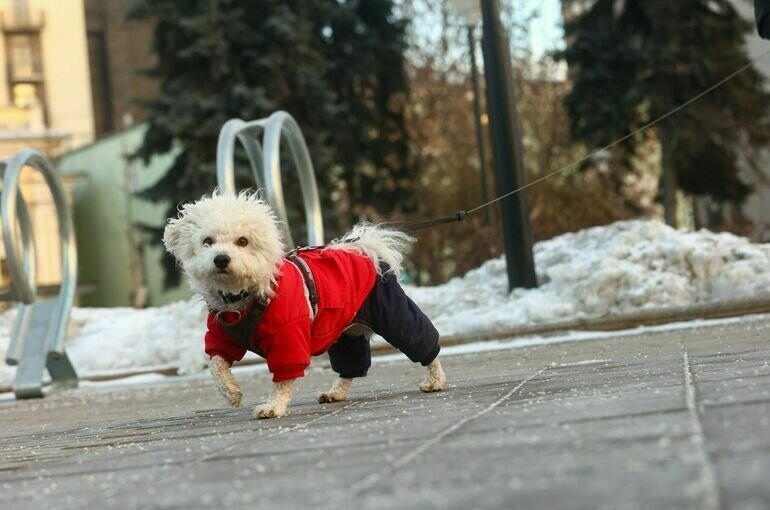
[214,295,269,355]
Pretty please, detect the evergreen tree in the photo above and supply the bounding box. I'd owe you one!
[129,0,412,286]
[560,0,770,226]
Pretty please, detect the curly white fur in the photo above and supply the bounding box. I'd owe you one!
[329,223,415,278]
[420,358,447,392]
[163,190,285,310]
[256,380,294,419]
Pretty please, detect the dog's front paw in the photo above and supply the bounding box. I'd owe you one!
[255,404,286,419]
[226,385,242,408]
[209,355,243,408]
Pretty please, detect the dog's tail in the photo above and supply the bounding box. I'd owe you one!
[328,223,415,278]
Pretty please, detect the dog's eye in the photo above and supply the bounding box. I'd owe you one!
[202,237,214,247]
[236,237,249,247]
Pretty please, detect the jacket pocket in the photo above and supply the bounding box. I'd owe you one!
[311,281,349,337]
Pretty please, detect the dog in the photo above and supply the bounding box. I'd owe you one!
[163,191,446,418]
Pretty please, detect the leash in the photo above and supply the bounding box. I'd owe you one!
[403,48,770,233]
[402,211,467,232]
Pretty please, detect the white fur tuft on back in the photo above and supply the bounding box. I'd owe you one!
[328,223,415,278]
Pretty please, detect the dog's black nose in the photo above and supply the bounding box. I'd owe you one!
[214,254,230,269]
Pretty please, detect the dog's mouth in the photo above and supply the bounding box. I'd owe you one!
[216,269,229,275]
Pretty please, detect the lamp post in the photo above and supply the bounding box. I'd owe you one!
[449,0,537,291]
[451,1,491,227]
[466,24,492,226]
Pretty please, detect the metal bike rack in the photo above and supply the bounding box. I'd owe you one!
[216,111,324,247]
[2,149,78,398]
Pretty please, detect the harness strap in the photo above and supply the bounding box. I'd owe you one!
[286,252,319,315]
[214,295,269,353]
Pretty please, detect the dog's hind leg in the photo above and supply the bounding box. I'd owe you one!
[318,378,353,403]
[420,357,446,393]
[323,330,370,403]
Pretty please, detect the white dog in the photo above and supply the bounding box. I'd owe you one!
[164,191,446,418]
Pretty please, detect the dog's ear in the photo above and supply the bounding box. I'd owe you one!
[163,215,196,259]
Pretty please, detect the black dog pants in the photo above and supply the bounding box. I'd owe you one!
[327,268,440,379]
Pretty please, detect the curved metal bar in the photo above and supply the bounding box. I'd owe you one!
[7,149,77,355]
[15,187,35,299]
[237,127,266,191]
[216,111,324,248]
[1,149,79,397]
[216,119,243,193]
[262,112,324,247]
[216,118,267,194]
[0,159,37,304]
[3,191,36,364]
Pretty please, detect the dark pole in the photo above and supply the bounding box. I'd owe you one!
[659,125,678,227]
[479,0,537,290]
[467,24,492,226]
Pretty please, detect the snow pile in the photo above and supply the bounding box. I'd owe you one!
[406,220,770,337]
[0,300,209,388]
[1,220,768,387]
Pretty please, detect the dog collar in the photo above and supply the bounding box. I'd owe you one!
[218,290,250,304]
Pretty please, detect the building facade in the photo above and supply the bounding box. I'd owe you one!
[83,0,157,136]
[0,0,158,153]
[0,0,160,299]
[0,0,95,156]
[0,0,98,292]
[58,125,190,308]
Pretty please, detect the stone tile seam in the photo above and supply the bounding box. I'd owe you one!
[346,366,549,497]
[683,351,722,510]
[196,397,368,464]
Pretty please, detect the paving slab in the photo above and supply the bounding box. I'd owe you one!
[1,314,770,509]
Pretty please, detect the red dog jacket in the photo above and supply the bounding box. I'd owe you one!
[204,249,377,382]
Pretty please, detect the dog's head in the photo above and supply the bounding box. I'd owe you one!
[164,191,285,305]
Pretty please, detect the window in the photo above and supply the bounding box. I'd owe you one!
[7,34,42,80]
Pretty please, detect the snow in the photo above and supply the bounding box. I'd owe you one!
[0,300,212,389]
[1,219,769,389]
[405,220,770,338]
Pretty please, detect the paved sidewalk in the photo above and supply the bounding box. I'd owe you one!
[1,315,770,510]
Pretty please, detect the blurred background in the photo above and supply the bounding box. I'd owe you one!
[0,0,768,309]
